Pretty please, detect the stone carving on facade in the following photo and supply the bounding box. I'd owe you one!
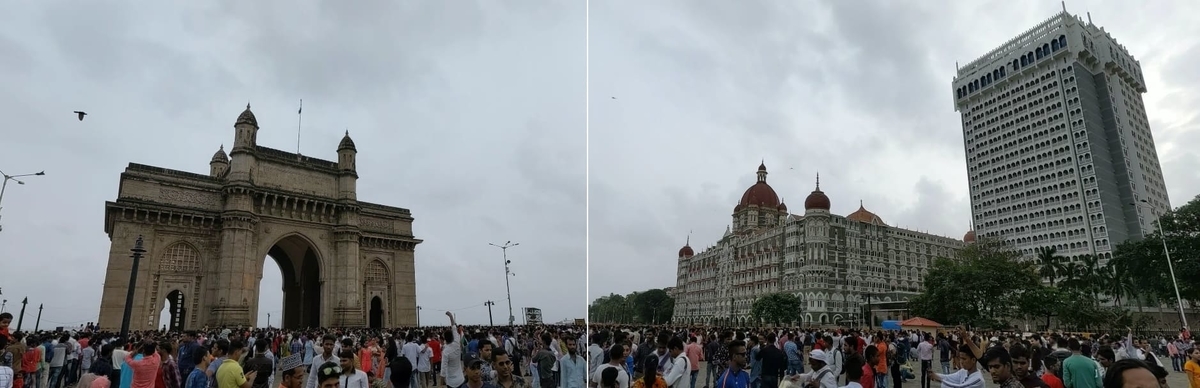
[160,187,220,208]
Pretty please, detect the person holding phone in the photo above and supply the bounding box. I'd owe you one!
[216,339,257,388]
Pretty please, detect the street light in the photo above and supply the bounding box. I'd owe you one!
[1134,199,1188,330]
[0,169,46,232]
[488,241,519,326]
[120,235,147,339]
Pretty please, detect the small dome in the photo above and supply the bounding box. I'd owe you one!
[236,103,258,127]
[847,201,886,225]
[777,201,788,211]
[678,245,694,257]
[210,145,229,163]
[804,173,831,211]
[963,230,976,243]
[338,130,357,151]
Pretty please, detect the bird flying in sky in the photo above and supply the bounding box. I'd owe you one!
[74,111,87,121]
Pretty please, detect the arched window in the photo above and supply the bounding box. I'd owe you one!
[1012,59,1020,71]
[1021,56,1028,66]
[159,243,201,273]
[993,69,1000,80]
[364,260,389,283]
[1051,39,1060,51]
[1059,35,1067,49]
[1036,47,1043,59]
[1043,44,1051,55]
[999,67,1006,77]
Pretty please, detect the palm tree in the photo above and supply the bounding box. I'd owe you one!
[1079,254,1103,304]
[1100,264,1136,308]
[1036,247,1066,286]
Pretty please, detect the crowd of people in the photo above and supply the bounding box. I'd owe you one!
[0,311,588,388]
[583,325,1200,388]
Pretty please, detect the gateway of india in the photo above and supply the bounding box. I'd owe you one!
[97,105,421,330]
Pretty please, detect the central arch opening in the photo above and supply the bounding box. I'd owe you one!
[369,296,383,329]
[158,290,186,332]
[258,234,322,329]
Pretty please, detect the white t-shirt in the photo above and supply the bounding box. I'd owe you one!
[590,364,630,388]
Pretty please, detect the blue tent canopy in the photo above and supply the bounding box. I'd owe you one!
[881,320,901,330]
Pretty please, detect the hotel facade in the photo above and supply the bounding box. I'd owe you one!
[671,164,966,326]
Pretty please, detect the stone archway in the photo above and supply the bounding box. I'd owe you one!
[97,105,422,331]
[260,233,323,329]
[369,297,384,329]
[161,290,187,332]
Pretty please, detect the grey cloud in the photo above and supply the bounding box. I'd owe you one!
[588,0,1200,300]
[0,0,585,326]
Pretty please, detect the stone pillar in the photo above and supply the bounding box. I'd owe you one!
[210,211,259,327]
[393,249,418,326]
[332,228,363,327]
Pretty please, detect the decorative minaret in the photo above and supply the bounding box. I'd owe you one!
[209,145,229,178]
[337,130,358,200]
[213,104,262,326]
[228,104,259,182]
[333,130,364,326]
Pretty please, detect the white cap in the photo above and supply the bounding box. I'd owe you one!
[809,349,828,364]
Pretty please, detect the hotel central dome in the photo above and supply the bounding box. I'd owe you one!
[737,162,781,209]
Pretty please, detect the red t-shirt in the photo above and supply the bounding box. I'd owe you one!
[860,364,875,388]
[1042,373,1064,388]
[429,340,442,363]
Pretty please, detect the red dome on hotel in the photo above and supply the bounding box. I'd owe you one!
[738,163,781,208]
[678,245,694,257]
[804,173,831,211]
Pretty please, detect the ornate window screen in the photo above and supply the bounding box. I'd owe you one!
[160,243,202,273]
[364,260,389,283]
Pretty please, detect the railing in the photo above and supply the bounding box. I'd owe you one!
[126,163,219,183]
[959,11,1070,76]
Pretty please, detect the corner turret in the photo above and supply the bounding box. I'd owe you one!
[209,145,229,178]
[337,131,358,200]
[227,104,259,182]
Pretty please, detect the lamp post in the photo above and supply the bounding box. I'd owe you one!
[16,297,28,332]
[416,306,422,327]
[485,300,496,326]
[120,235,147,339]
[0,169,46,232]
[488,241,519,326]
[1135,200,1188,330]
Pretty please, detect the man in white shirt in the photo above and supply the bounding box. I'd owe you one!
[590,345,629,388]
[790,350,837,388]
[917,335,935,388]
[663,338,690,388]
[306,336,339,388]
[588,333,607,377]
[442,312,465,388]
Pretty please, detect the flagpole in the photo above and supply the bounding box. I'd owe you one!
[296,99,303,155]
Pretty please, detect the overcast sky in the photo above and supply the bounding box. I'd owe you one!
[0,1,586,328]
[587,0,1200,300]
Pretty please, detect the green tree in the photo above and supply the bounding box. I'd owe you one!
[1111,194,1200,307]
[750,293,802,325]
[1035,247,1065,286]
[634,289,674,324]
[1017,285,1065,330]
[909,237,1041,329]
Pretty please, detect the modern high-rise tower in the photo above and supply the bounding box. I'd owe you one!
[952,10,1171,263]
